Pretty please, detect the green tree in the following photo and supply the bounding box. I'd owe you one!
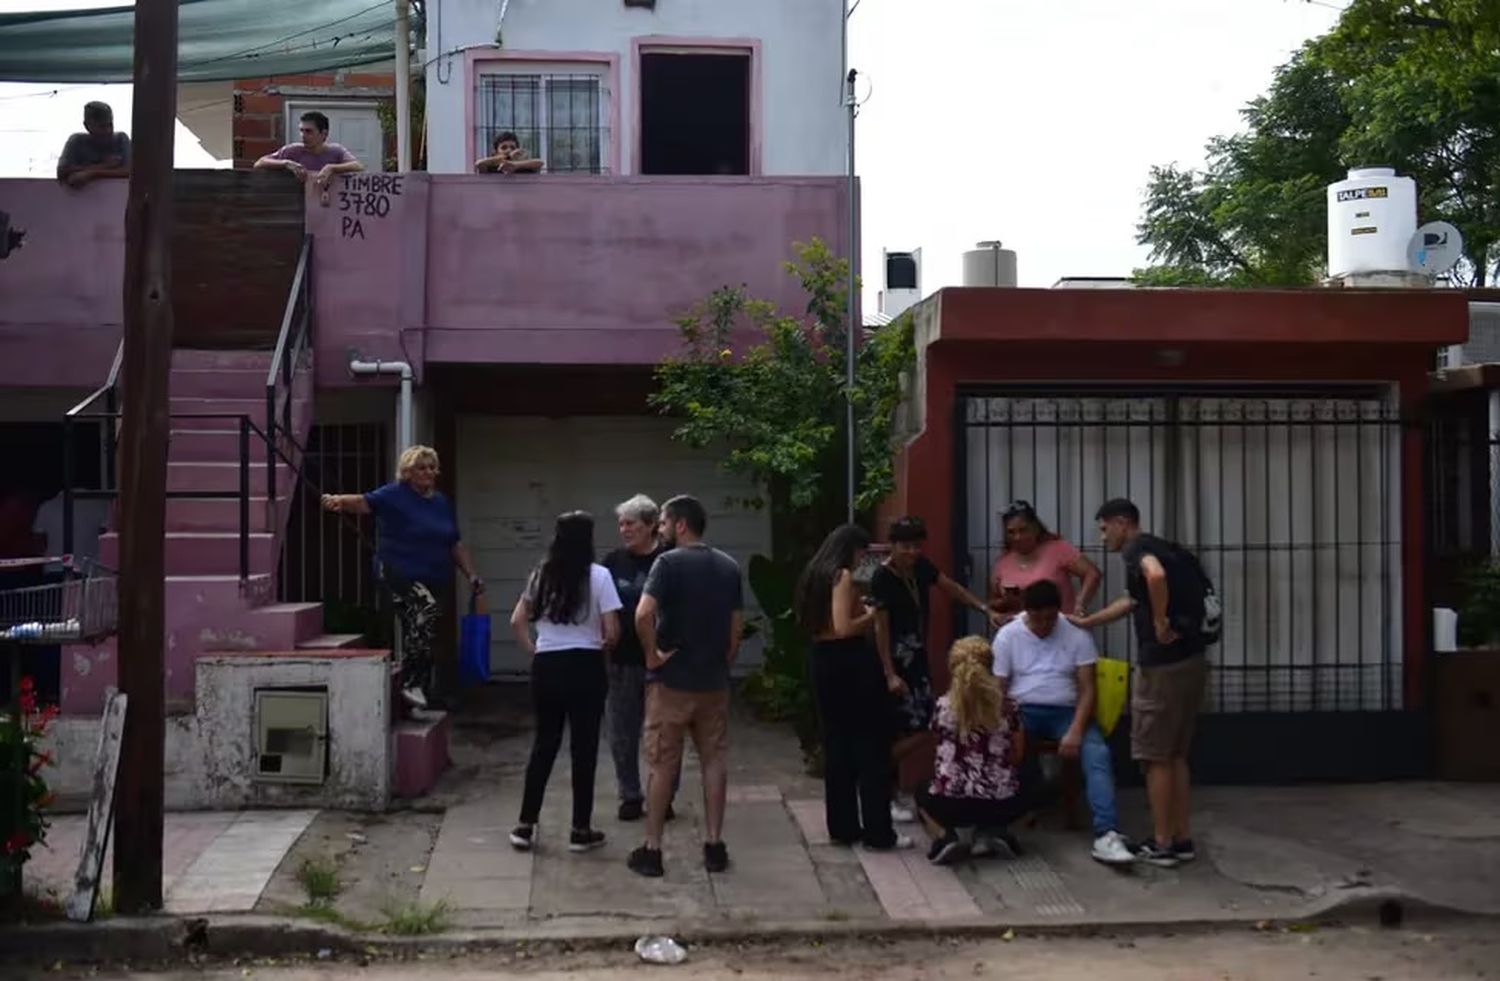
[1136,0,1500,286]
[653,238,913,566]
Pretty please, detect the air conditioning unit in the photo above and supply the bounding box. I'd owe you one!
[254,688,329,784]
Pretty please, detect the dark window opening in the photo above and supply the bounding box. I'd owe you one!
[886,253,918,291]
[640,53,750,176]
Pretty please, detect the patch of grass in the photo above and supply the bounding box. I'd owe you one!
[380,898,452,936]
[297,857,341,904]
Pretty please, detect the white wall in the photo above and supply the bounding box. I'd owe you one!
[425,0,844,175]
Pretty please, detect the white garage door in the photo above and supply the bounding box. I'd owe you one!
[456,415,773,677]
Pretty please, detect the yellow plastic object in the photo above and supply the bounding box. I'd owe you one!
[1095,657,1130,737]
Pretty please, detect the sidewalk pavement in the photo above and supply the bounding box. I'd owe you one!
[20,686,1500,940]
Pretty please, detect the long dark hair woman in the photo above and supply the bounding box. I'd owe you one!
[796,524,911,851]
[508,511,622,854]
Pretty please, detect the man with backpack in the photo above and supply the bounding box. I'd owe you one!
[1076,499,1217,868]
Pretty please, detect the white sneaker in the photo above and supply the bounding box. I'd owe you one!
[400,686,428,710]
[890,803,916,824]
[1091,829,1136,866]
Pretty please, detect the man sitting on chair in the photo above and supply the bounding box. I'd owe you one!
[991,580,1135,866]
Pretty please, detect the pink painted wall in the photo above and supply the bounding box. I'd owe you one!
[415,175,851,365]
[3,172,850,388]
[0,179,125,388]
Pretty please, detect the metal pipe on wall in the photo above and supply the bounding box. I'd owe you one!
[349,358,414,452]
[395,1,412,171]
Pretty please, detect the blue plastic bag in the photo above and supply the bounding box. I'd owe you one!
[458,588,491,686]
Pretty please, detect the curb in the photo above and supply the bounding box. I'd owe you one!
[1,891,1493,967]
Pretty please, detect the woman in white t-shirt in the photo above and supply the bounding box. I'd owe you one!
[508,511,622,854]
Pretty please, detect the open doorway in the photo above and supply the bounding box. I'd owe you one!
[639,52,751,175]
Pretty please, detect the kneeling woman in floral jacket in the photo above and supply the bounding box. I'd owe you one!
[917,636,1032,865]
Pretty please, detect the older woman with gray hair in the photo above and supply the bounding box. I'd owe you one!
[601,493,670,820]
[322,445,482,711]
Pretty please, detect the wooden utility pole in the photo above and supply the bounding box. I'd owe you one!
[113,0,178,913]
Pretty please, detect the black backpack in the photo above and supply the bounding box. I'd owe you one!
[1162,541,1222,646]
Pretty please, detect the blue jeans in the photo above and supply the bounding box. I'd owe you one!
[1020,704,1119,836]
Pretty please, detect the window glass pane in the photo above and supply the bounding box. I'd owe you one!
[545,77,601,173]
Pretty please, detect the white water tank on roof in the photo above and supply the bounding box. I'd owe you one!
[962,241,1018,287]
[1327,167,1418,278]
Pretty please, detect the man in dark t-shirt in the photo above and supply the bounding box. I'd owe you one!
[601,494,669,820]
[57,102,130,188]
[1075,498,1210,869]
[629,495,743,878]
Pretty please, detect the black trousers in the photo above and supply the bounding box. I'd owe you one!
[519,649,608,829]
[811,637,896,848]
[916,785,1031,834]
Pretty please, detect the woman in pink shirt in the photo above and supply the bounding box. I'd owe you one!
[989,501,1101,620]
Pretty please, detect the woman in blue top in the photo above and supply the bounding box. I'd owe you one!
[322,445,482,711]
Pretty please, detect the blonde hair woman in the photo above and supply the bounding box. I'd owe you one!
[322,445,481,711]
[915,636,1029,865]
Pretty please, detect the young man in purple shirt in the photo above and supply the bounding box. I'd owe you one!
[254,110,364,193]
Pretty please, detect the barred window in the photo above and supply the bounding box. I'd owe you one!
[476,72,607,174]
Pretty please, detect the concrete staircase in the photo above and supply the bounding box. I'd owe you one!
[63,349,361,715]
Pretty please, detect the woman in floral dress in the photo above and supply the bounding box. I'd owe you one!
[916,636,1031,865]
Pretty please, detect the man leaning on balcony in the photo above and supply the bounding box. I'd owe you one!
[255,110,364,203]
[57,102,130,188]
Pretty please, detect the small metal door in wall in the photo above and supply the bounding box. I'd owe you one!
[254,688,329,784]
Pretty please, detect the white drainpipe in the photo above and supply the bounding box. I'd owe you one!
[349,358,414,451]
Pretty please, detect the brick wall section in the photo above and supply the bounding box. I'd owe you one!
[232,71,397,169]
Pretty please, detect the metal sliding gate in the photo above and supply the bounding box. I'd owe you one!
[955,388,1418,781]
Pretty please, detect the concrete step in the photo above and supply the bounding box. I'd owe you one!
[168,397,273,425]
[171,349,274,371]
[171,369,273,400]
[393,712,450,799]
[167,428,298,465]
[168,461,292,496]
[229,602,326,651]
[296,633,365,650]
[165,573,274,607]
[100,530,276,576]
[165,495,274,532]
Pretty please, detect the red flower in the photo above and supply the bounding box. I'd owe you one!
[28,751,53,775]
[19,692,36,714]
[3,832,30,855]
[19,676,34,693]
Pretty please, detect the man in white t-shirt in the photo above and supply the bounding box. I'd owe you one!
[992,579,1134,866]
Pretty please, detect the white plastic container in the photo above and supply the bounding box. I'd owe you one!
[1327,167,1418,277]
[962,241,1018,287]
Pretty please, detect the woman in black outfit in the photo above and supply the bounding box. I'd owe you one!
[795,525,911,851]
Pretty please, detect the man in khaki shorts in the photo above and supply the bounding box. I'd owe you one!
[1075,499,1209,869]
[629,495,743,878]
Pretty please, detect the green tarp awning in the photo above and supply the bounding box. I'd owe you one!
[0,0,399,83]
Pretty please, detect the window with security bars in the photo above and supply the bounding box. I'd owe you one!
[475,73,607,174]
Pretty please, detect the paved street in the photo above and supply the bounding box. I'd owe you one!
[15,923,1500,979]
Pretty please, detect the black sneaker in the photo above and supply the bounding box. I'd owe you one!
[703,841,730,873]
[1136,841,1180,868]
[509,824,535,851]
[628,845,664,878]
[618,799,644,822]
[569,828,606,853]
[1172,838,1197,862]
